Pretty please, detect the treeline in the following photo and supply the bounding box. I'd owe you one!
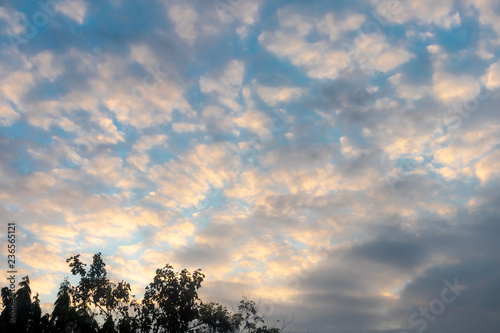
[0,253,288,333]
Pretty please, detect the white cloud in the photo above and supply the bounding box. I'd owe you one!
[0,70,34,106]
[0,6,25,34]
[86,154,123,183]
[22,243,68,273]
[256,86,305,107]
[57,0,87,24]
[172,122,206,133]
[340,136,361,159]
[133,134,168,151]
[0,103,19,126]
[200,60,245,110]
[155,221,196,248]
[234,109,270,136]
[168,4,198,44]
[371,0,460,28]
[127,154,149,172]
[482,60,500,91]
[432,72,482,104]
[214,0,261,25]
[317,13,366,42]
[117,243,143,256]
[259,8,412,80]
[470,0,500,34]
[146,143,240,209]
[32,51,63,81]
[475,149,500,184]
[106,78,192,129]
[30,274,61,298]
[433,125,500,181]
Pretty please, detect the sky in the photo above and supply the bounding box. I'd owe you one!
[0,0,500,332]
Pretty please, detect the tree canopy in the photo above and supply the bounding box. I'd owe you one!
[0,253,289,333]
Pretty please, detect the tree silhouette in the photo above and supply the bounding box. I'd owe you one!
[139,264,204,332]
[0,276,45,332]
[50,278,98,333]
[196,301,240,332]
[0,253,288,333]
[66,253,134,323]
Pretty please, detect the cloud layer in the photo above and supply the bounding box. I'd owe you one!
[1,0,499,331]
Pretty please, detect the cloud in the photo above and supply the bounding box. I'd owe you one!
[482,59,500,91]
[475,149,500,184]
[146,143,240,209]
[0,1,499,332]
[21,243,68,273]
[32,51,63,81]
[172,122,206,133]
[155,221,196,248]
[57,0,87,24]
[259,6,413,80]
[200,59,245,110]
[168,4,198,44]
[256,85,306,107]
[0,103,19,126]
[371,0,460,28]
[132,134,168,151]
